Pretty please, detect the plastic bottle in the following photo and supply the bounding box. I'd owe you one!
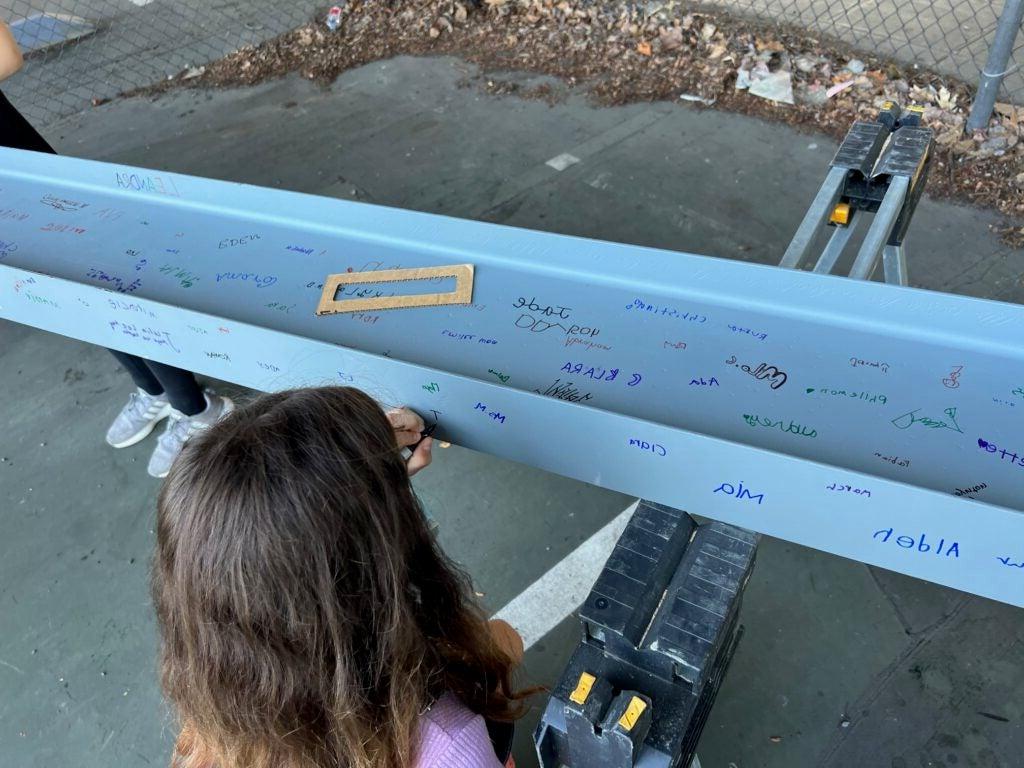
[326,5,343,31]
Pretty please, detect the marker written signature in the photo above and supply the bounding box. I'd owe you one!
[742,414,817,438]
[726,356,787,389]
[891,407,963,433]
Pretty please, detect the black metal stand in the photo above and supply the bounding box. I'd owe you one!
[534,501,758,768]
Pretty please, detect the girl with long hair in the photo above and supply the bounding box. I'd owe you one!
[152,386,532,768]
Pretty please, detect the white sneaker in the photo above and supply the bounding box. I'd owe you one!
[147,392,234,479]
[105,387,172,448]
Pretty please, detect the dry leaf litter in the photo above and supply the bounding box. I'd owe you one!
[125,0,1024,246]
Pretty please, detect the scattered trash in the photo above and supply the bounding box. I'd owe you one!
[840,716,851,728]
[769,735,782,743]
[748,70,794,105]
[794,54,821,73]
[735,50,771,91]
[326,5,343,31]
[546,152,580,171]
[826,79,855,98]
[851,74,873,90]
[980,136,1011,156]
[126,0,1024,241]
[679,93,715,106]
[798,82,828,106]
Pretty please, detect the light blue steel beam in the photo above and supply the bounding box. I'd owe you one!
[1,148,1023,606]
[2,266,1021,606]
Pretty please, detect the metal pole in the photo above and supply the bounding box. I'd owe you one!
[966,0,1024,133]
[882,244,909,286]
[779,167,847,270]
[848,176,908,281]
[813,213,859,275]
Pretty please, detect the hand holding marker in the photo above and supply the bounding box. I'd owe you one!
[387,406,434,476]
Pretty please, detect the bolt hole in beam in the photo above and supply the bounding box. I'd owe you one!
[2,148,1024,607]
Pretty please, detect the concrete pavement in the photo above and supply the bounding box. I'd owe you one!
[2,57,1023,767]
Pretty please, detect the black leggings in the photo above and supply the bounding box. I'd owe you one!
[0,90,55,153]
[109,351,206,416]
[1,91,206,417]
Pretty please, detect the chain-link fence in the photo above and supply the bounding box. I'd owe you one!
[705,0,1024,130]
[2,0,1023,128]
[1,0,320,126]
[710,0,1023,92]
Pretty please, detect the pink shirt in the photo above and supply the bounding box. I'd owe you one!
[414,694,504,768]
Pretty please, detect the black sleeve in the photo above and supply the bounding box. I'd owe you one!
[0,89,56,154]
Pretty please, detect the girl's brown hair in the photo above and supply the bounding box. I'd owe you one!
[153,387,527,768]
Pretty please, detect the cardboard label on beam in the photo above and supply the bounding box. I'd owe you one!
[315,264,474,315]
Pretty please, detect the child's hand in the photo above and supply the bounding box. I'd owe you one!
[0,22,26,82]
[386,407,433,476]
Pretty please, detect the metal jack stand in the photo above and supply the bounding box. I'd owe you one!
[534,502,758,768]
[779,102,934,286]
[533,106,932,768]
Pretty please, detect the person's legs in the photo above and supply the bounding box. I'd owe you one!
[1,98,178,451]
[106,350,173,448]
[146,360,206,416]
[146,361,233,479]
[5,83,232,474]
[1,90,232,471]
[106,353,234,476]
[109,349,163,395]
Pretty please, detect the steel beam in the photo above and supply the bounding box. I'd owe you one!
[2,149,1023,606]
